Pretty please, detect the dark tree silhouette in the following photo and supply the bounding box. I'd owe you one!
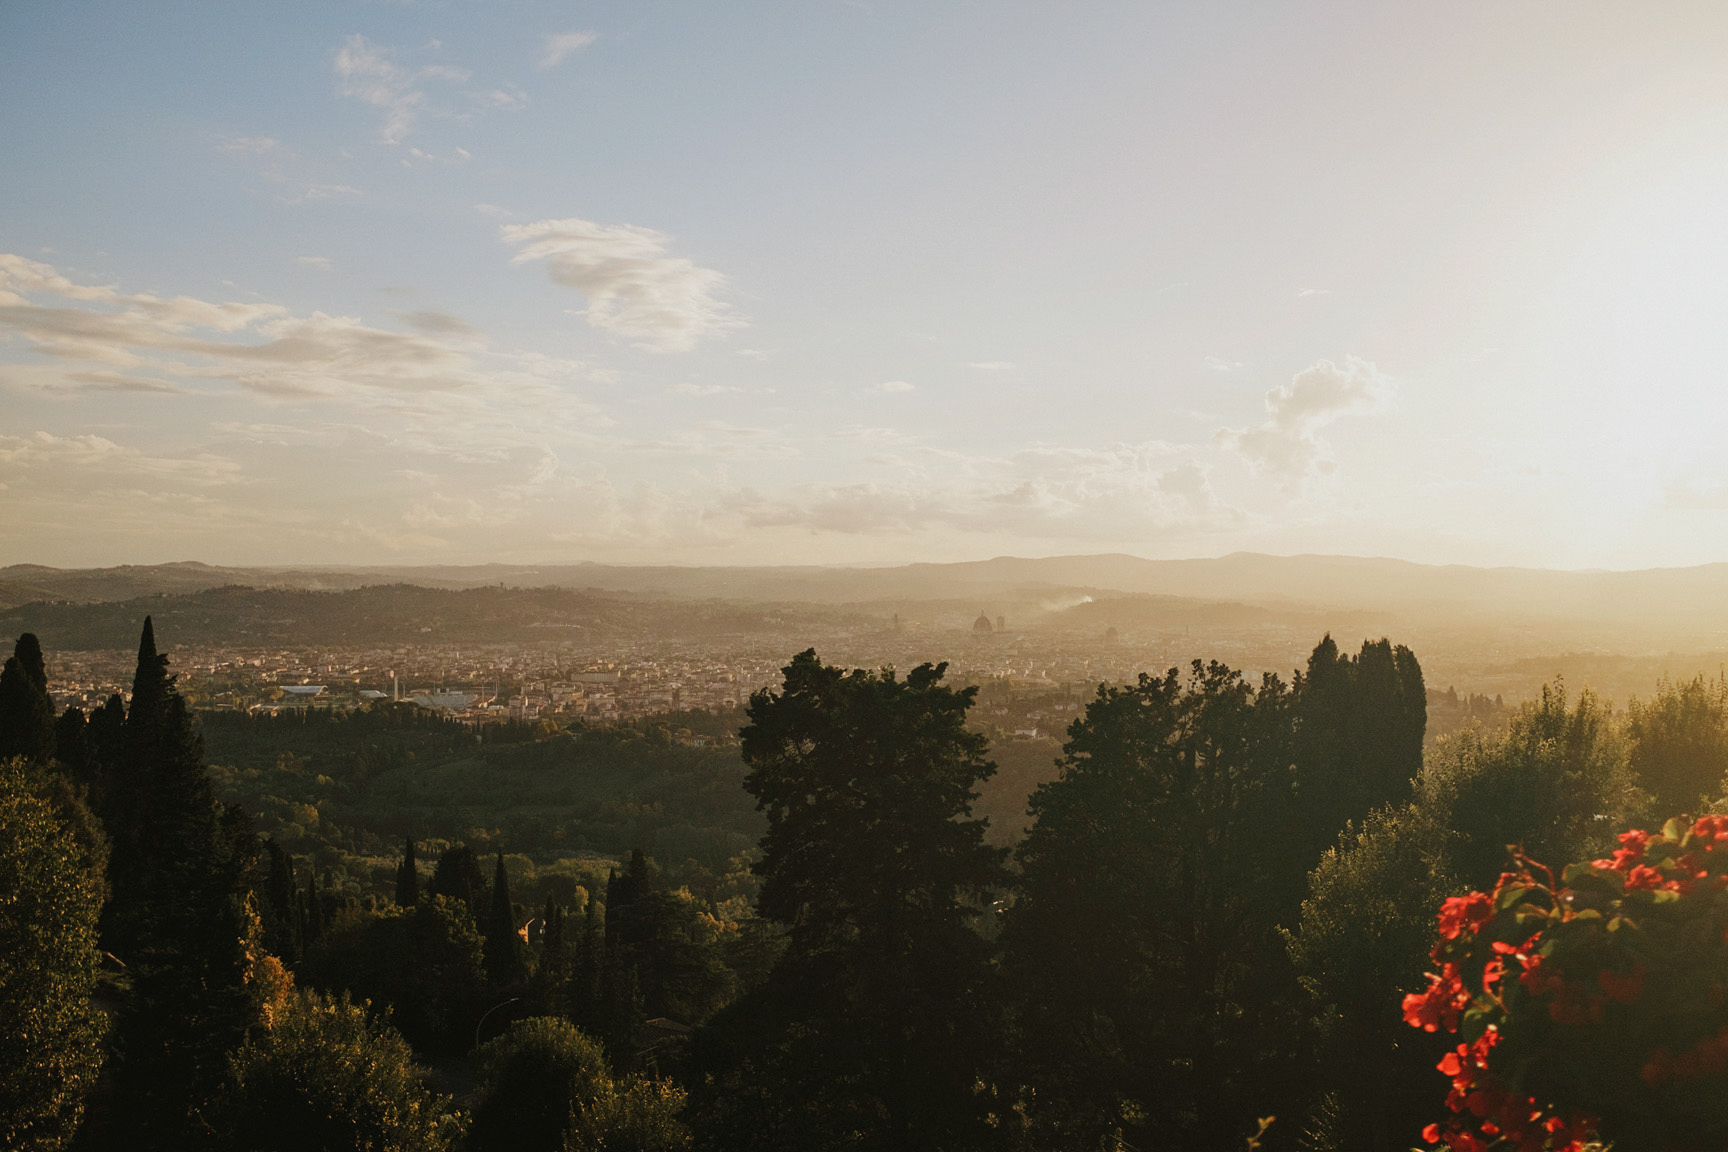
[690,649,1007,1152]
[395,837,420,908]
[1000,660,1307,1152]
[0,633,56,766]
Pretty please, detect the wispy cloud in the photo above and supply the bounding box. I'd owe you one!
[297,256,334,270]
[873,380,915,393]
[502,217,745,353]
[1217,355,1392,482]
[540,31,597,69]
[0,254,601,446]
[334,35,525,147]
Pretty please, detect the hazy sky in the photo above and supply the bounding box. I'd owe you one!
[6,2,1728,569]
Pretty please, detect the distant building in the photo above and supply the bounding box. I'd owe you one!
[409,692,477,711]
[973,612,993,633]
[280,685,325,697]
[996,615,1005,632]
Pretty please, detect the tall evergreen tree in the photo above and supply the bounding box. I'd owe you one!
[261,840,302,964]
[542,896,565,962]
[395,837,420,907]
[89,617,261,1150]
[485,851,526,985]
[0,633,56,765]
[689,650,1008,1152]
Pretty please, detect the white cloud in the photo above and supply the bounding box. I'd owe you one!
[333,36,524,147]
[502,217,745,352]
[1217,355,1392,482]
[717,439,1236,541]
[297,256,334,270]
[540,31,597,69]
[0,254,602,444]
[1297,287,1332,298]
[1204,356,1242,372]
[335,36,425,145]
[968,360,1015,371]
[873,380,915,393]
[0,430,241,484]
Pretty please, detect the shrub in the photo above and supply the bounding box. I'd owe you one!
[220,989,453,1152]
[1403,814,1728,1152]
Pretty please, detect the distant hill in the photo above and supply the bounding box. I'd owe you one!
[0,584,873,651]
[8,553,1728,647]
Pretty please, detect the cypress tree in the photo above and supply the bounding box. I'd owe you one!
[395,837,419,907]
[484,851,525,985]
[542,895,565,961]
[304,866,324,945]
[0,633,56,765]
[89,617,260,1150]
[261,840,301,964]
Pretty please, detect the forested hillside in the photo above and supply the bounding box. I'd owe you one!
[5,619,1728,1151]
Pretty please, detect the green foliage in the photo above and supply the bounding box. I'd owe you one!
[1001,660,1308,1152]
[468,1017,607,1152]
[691,650,1008,1152]
[565,1076,690,1152]
[605,850,734,1027]
[1626,673,1728,815]
[1287,806,1456,1152]
[427,844,488,921]
[1417,681,1639,889]
[219,989,453,1152]
[0,759,108,1151]
[300,895,487,1052]
[199,707,761,880]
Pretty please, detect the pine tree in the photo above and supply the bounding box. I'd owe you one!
[485,851,526,985]
[689,649,1008,1152]
[395,837,420,907]
[0,633,56,765]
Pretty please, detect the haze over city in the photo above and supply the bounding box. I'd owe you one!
[9,2,1728,570]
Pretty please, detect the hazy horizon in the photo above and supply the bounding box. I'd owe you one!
[9,4,1728,570]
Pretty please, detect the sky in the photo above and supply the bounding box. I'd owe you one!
[6,2,1728,570]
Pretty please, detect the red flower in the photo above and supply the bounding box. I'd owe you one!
[1437,892,1494,940]
[1624,864,1664,892]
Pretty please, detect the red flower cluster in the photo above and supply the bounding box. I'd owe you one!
[1420,1028,1596,1152]
[1406,870,1598,1151]
[1408,814,1728,1152]
[1402,963,1470,1033]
